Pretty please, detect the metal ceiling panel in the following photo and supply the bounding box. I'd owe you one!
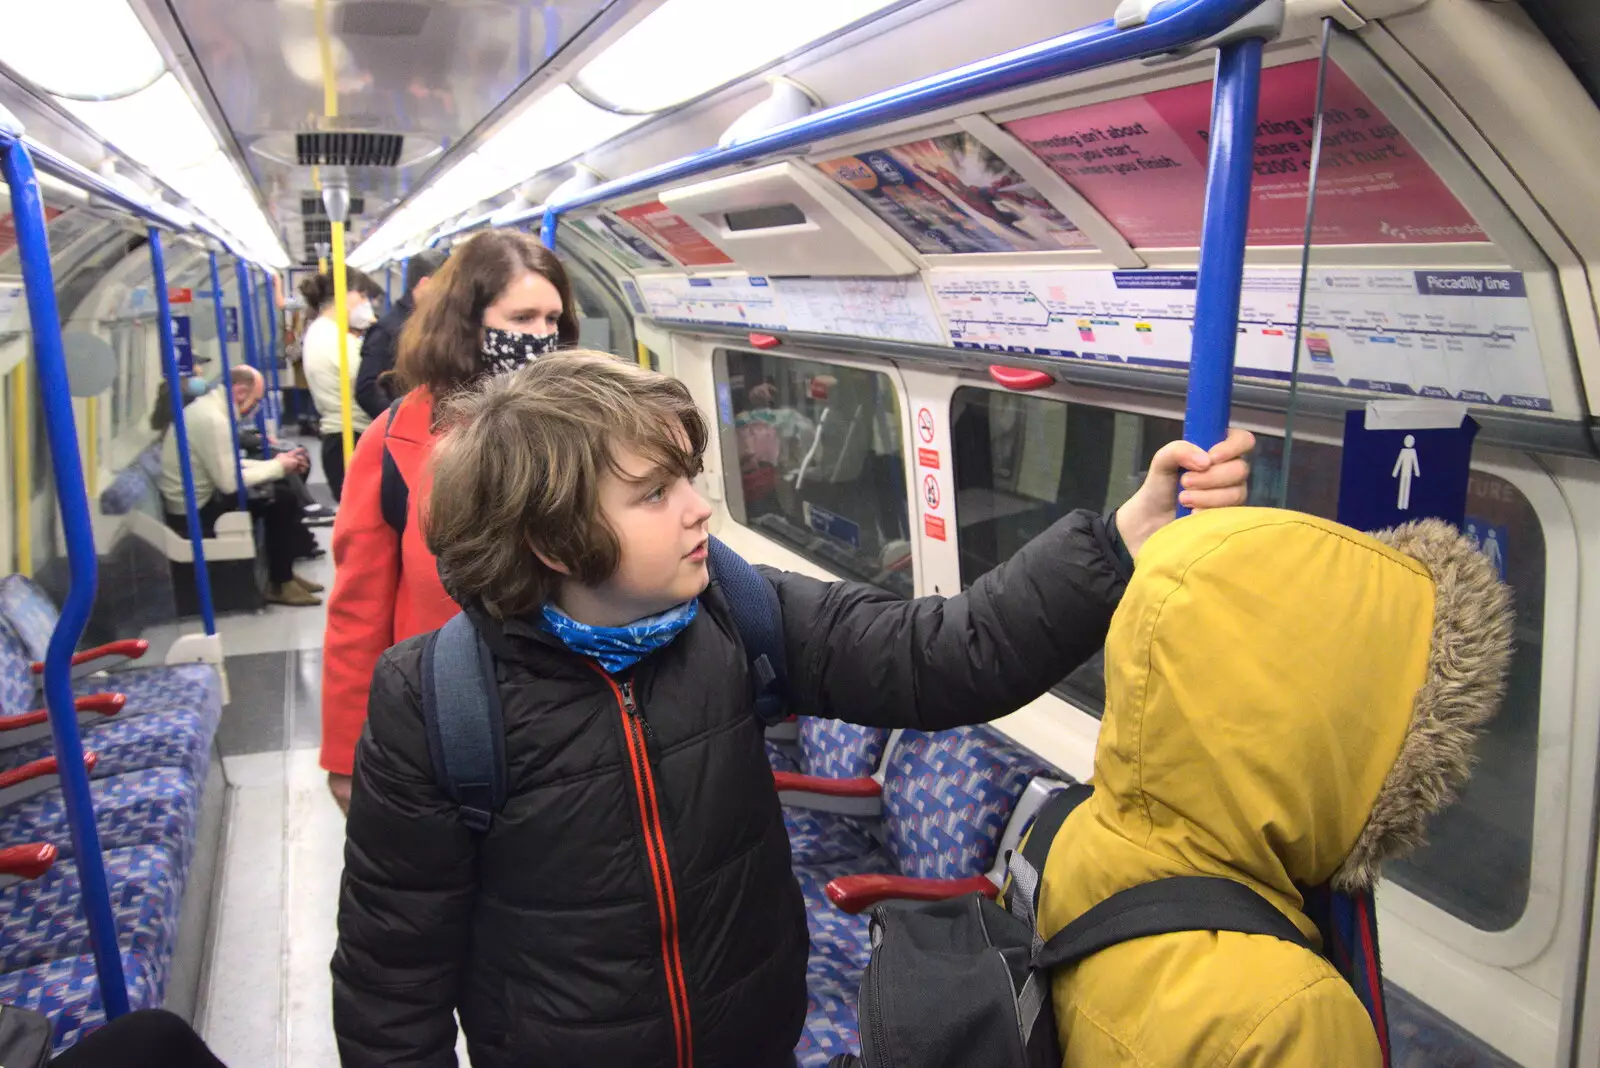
[162,0,615,262]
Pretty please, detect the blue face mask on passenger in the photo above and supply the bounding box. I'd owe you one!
[481,326,560,375]
[183,377,209,399]
[538,600,699,674]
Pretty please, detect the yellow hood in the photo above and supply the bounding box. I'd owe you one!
[1045,508,1514,939]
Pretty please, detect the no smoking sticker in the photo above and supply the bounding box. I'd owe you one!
[923,474,941,511]
[917,408,935,444]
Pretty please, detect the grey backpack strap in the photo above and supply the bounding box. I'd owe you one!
[420,613,507,833]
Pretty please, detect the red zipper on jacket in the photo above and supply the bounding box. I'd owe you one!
[589,663,693,1068]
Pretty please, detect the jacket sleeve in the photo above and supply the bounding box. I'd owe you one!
[355,319,396,419]
[333,649,476,1068]
[1227,975,1384,1068]
[765,509,1129,731]
[321,406,401,776]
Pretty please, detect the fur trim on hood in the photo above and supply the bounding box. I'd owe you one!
[1333,518,1515,891]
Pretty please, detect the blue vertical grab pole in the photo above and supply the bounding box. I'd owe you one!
[152,229,218,635]
[0,135,131,1018]
[258,266,282,431]
[384,263,392,309]
[209,252,248,510]
[235,260,268,440]
[540,212,559,251]
[1179,36,1266,516]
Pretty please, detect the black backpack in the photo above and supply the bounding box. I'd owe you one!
[831,784,1392,1068]
[415,538,788,831]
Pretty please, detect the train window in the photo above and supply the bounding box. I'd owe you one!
[951,388,1179,712]
[719,350,911,597]
[950,387,1544,931]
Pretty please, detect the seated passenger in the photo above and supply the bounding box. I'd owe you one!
[158,365,321,607]
[1034,508,1513,1067]
[331,351,1255,1068]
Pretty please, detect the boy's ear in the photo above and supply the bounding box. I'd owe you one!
[527,535,571,576]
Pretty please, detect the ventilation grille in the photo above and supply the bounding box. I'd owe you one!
[300,195,367,217]
[302,218,333,260]
[296,132,403,167]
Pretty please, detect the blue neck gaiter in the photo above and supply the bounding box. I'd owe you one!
[539,599,699,675]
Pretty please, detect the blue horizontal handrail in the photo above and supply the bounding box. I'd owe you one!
[0,133,131,1019]
[0,130,245,255]
[496,0,1272,230]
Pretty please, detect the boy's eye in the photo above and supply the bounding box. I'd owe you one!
[644,484,667,503]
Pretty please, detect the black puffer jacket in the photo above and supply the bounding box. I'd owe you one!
[332,510,1129,1068]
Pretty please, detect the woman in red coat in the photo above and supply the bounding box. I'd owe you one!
[320,231,579,811]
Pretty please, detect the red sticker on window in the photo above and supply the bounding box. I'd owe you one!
[924,515,947,541]
[168,288,193,304]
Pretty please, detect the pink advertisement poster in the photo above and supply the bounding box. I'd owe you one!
[616,201,734,267]
[1002,60,1485,247]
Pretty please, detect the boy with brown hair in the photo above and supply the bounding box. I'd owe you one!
[331,350,1254,1068]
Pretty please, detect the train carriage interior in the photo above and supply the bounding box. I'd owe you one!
[0,0,1598,1064]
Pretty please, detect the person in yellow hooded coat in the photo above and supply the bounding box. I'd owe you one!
[1034,507,1514,1068]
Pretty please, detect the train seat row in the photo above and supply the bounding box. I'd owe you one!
[771,712,1519,1068]
[770,720,1055,1066]
[0,574,224,1050]
[96,446,261,617]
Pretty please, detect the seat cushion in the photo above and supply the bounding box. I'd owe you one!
[1,708,212,783]
[784,807,878,866]
[882,726,1049,880]
[799,719,889,779]
[0,948,162,1053]
[0,576,56,661]
[765,737,800,774]
[796,983,863,1068]
[0,845,183,982]
[792,852,894,1068]
[795,852,894,988]
[72,664,223,735]
[0,768,201,869]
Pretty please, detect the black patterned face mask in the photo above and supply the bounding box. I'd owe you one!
[481,326,560,374]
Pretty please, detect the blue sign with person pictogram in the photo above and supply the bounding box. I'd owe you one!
[172,314,194,373]
[1337,403,1479,533]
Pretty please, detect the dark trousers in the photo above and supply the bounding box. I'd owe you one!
[321,430,361,502]
[166,489,301,586]
[51,1009,227,1067]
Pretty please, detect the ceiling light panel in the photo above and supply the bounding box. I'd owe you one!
[476,85,646,179]
[59,73,219,173]
[574,0,900,113]
[0,0,166,100]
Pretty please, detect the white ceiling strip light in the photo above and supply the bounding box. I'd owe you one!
[0,0,290,267]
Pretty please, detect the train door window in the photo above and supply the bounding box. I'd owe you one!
[559,247,636,359]
[950,387,1545,931]
[718,350,911,597]
[950,387,1179,713]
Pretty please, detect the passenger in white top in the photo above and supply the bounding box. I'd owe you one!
[159,366,323,607]
[299,267,382,501]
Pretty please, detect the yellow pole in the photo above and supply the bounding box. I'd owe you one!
[636,341,651,369]
[332,220,353,463]
[11,362,31,577]
[314,0,353,464]
[84,396,98,499]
